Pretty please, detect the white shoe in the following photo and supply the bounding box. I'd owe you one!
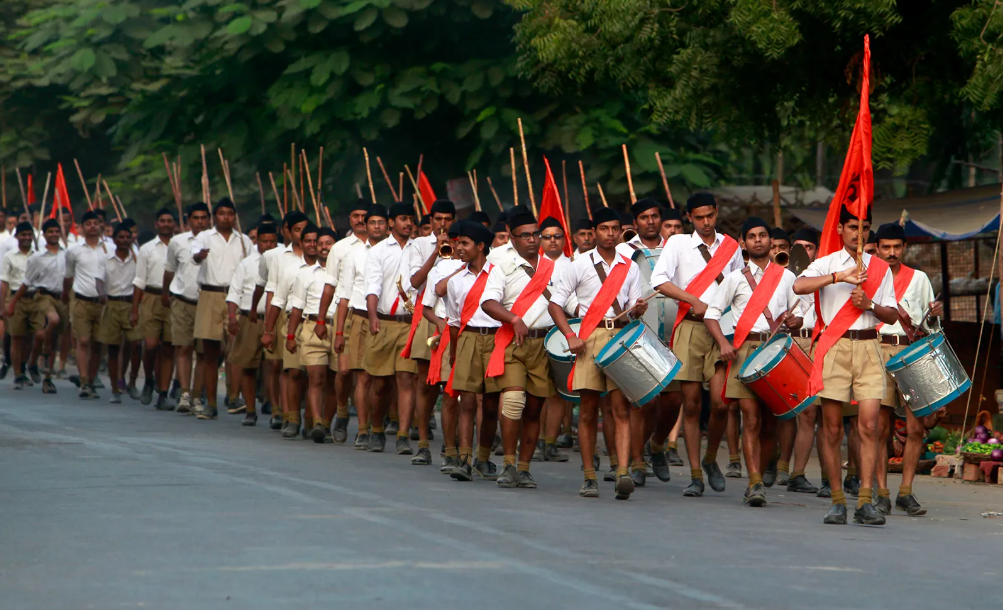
[177,392,192,414]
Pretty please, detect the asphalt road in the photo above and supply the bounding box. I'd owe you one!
[1,377,1001,610]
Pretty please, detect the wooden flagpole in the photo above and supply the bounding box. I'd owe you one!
[578,160,592,220]
[622,144,636,204]
[398,173,404,202]
[596,183,610,208]
[37,171,52,246]
[485,177,504,211]
[404,165,426,212]
[363,148,377,204]
[101,180,123,222]
[467,171,481,212]
[517,118,536,215]
[256,173,267,216]
[654,152,676,209]
[74,159,95,210]
[301,150,322,226]
[376,157,399,200]
[268,172,284,218]
[284,168,303,212]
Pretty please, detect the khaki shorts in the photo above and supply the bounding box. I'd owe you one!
[297,320,332,367]
[33,294,68,334]
[409,317,432,361]
[7,294,44,337]
[281,317,305,371]
[570,326,620,394]
[263,309,286,362]
[326,319,340,373]
[364,318,418,376]
[138,292,172,342]
[194,290,229,342]
[724,339,762,400]
[98,300,141,345]
[880,342,907,408]
[491,334,554,398]
[817,337,886,403]
[451,330,501,394]
[229,313,264,369]
[673,318,722,383]
[72,297,103,340]
[170,297,198,347]
[347,311,369,371]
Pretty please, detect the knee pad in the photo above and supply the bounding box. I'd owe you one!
[500,390,527,421]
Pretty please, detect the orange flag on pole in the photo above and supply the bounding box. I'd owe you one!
[48,163,77,235]
[26,174,36,207]
[539,156,573,258]
[818,35,874,258]
[417,172,436,215]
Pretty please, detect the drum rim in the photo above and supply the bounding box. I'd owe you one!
[632,360,683,407]
[594,319,645,366]
[737,333,792,382]
[544,318,583,364]
[907,378,971,417]
[885,333,944,372]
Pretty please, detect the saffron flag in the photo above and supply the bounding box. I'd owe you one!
[418,171,436,215]
[818,35,874,258]
[539,156,573,257]
[48,164,78,235]
[26,174,36,207]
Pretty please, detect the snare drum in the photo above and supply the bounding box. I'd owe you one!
[738,333,816,420]
[545,318,582,403]
[885,333,971,417]
[594,320,681,407]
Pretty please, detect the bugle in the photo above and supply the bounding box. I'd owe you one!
[622,228,637,243]
[774,250,790,267]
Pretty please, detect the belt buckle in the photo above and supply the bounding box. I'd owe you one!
[891,335,901,346]
[604,318,614,331]
[479,327,490,336]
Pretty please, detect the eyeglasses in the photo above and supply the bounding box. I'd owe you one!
[541,233,565,241]
[512,231,542,240]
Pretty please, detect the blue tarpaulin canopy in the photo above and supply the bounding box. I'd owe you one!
[788,184,1001,241]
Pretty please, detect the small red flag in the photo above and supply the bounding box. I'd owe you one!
[818,35,873,258]
[418,172,436,215]
[26,174,36,206]
[49,164,77,235]
[539,156,573,258]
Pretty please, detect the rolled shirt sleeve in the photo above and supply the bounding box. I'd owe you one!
[226,262,245,306]
[287,272,307,311]
[364,248,382,300]
[704,274,734,322]
[549,262,575,310]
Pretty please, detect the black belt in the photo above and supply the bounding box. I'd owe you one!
[463,326,498,335]
[377,312,411,322]
[794,327,813,338]
[239,308,251,316]
[881,334,916,346]
[107,295,132,303]
[74,292,99,303]
[743,331,771,343]
[841,329,878,341]
[351,308,367,318]
[307,314,333,323]
[598,319,629,329]
[144,287,163,296]
[23,289,37,298]
[684,311,704,322]
[527,327,553,339]
[37,288,60,299]
[173,294,198,306]
[201,285,228,293]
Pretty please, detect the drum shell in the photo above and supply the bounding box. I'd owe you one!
[885,334,971,418]
[594,320,681,407]
[738,334,815,420]
[545,320,581,403]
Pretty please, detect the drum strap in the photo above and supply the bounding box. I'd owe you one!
[593,262,624,317]
[698,244,726,284]
[521,265,552,301]
[740,267,776,329]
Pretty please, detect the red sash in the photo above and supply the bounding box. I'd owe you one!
[568,253,631,389]
[876,264,914,331]
[669,236,739,347]
[806,255,889,395]
[486,256,554,377]
[399,288,425,359]
[444,264,494,397]
[722,262,785,401]
[427,327,449,385]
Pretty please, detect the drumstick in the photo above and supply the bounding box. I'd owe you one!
[918,293,942,331]
[608,292,659,324]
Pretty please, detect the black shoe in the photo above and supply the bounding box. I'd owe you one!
[170,379,181,400]
[492,433,502,454]
[786,474,819,494]
[331,417,349,443]
[27,365,41,384]
[776,471,790,487]
[196,404,218,420]
[310,423,327,443]
[843,474,860,497]
[603,466,616,482]
[92,377,104,389]
[281,422,301,439]
[385,420,399,436]
[69,374,81,387]
[895,493,927,516]
[544,443,569,462]
[411,447,432,466]
[429,415,437,430]
[126,385,141,401]
[439,455,458,473]
[427,428,434,442]
[683,478,705,497]
[140,381,154,405]
[593,455,601,470]
[226,397,247,415]
[630,468,646,488]
[650,450,671,482]
[744,482,767,507]
[824,503,847,525]
[532,439,544,462]
[395,437,413,455]
[517,470,537,488]
[368,431,386,452]
[817,480,832,498]
[614,474,635,500]
[409,426,419,441]
[440,442,446,458]
[242,413,258,427]
[260,400,272,415]
[13,375,26,390]
[874,495,892,516]
[0,363,9,380]
[269,415,283,430]
[853,503,886,526]
[473,458,498,480]
[579,478,599,498]
[573,436,580,452]
[725,461,743,478]
[667,447,684,466]
[78,384,90,399]
[41,378,57,394]
[497,464,518,488]
[450,458,473,481]
[355,432,370,450]
[763,456,778,487]
[556,433,573,449]
[703,461,726,492]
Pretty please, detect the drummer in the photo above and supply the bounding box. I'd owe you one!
[660,207,685,241]
[548,207,646,500]
[704,217,801,507]
[572,218,595,257]
[872,222,942,517]
[650,192,744,497]
[538,216,575,463]
[793,205,898,526]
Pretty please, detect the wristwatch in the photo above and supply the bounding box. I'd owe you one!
[867,300,875,311]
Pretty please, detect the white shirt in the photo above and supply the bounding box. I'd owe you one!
[406,234,439,292]
[798,293,817,329]
[486,240,516,266]
[705,263,799,335]
[615,234,665,260]
[364,235,415,315]
[65,241,107,298]
[879,267,938,336]
[326,232,363,286]
[190,227,253,288]
[289,261,337,316]
[650,232,745,305]
[24,246,66,294]
[165,231,199,300]
[264,245,305,312]
[336,240,372,311]
[800,249,896,330]
[480,252,553,329]
[550,249,641,319]
[1,247,32,292]
[549,253,579,316]
[446,263,501,328]
[133,237,170,291]
[104,249,136,298]
[0,235,33,266]
[423,259,464,319]
[226,250,264,314]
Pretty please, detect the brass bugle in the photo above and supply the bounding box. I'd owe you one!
[438,242,453,258]
[621,228,637,243]
[427,334,441,348]
[774,250,790,267]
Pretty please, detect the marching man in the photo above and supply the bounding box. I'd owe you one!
[131,208,176,409]
[63,210,107,399]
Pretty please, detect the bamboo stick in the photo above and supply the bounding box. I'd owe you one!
[517,118,536,215]
[404,165,426,211]
[412,194,421,220]
[14,168,29,217]
[1,165,5,211]
[622,144,636,204]
[510,148,518,209]
[216,149,245,253]
[162,154,181,222]
[256,173,266,216]
[284,168,303,213]
[485,177,504,211]
[283,163,288,212]
[398,173,404,202]
[324,206,334,230]
[355,183,363,199]
[101,180,123,222]
[74,159,95,210]
[299,152,305,207]
[596,183,609,208]
[56,182,67,247]
[562,160,570,230]
[93,173,102,209]
[376,156,399,200]
[200,144,212,216]
[363,148,377,204]
[467,171,481,212]
[301,150,322,226]
[654,152,676,209]
[578,160,593,220]
[37,171,52,248]
[317,147,324,203]
[771,179,782,228]
[268,172,284,218]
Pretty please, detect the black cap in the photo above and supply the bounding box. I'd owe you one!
[839,204,872,224]
[792,227,819,246]
[15,221,34,235]
[283,211,309,229]
[215,197,236,212]
[593,207,620,226]
[349,198,370,213]
[630,198,660,218]
[419,215,431,227]
[81,210,100,223]
[740,217,770,239]
[257,222,278,237]
[468,210,490,226]
[507,211,538,233]
[429,200,456,216]
[663,207,682,221]
[387,202,413,220]
[770,227,790,242]
[875,222,906,243]
[491,220,507,233]
[620,212,634,225]
[41,218,60,232]
[574,218,594,232]
[449,219,494,248]
[187,202,210,216]
[366,204,389,221]
[686,192,716,213]
[540,217,563,232]
[318,227,337,241]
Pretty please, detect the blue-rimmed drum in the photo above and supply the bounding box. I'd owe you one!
[630,248,677,343]
[738,333,816,420]
[544,318,582,403]
[594,320,682,407]
[885,333,970,417]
